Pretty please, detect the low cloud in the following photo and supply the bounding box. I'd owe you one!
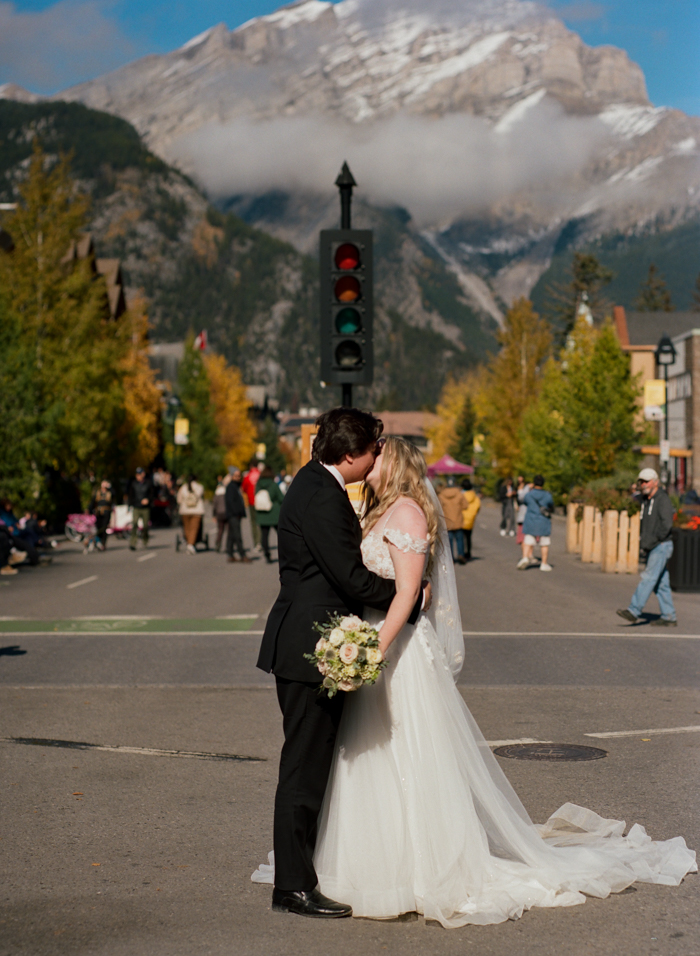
[0,0,142,93]
[170,98,608,225]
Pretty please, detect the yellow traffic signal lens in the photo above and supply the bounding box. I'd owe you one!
[334,243,361,270]
[334,275,361,303]
[335,308,362,334]
[335,341,363,367]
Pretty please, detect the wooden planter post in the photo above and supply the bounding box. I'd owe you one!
[566,503,582,553]
[581,506,602,563]
[599,510,641,573]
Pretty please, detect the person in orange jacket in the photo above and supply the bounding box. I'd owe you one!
[461,478,481,562]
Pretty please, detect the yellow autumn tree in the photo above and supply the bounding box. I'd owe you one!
[120,294,162,473]
[203,353,256,469]
[425,369,483,463]
[478,298,552,477]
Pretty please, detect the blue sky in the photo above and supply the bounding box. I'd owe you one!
[1,0,698,115]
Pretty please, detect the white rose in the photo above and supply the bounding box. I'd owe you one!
[339,643,359,664]
[366,647,383,665]
[317,661,330,676]
[338,677,363,692]
[340,616,364,632]
[329,628,345,647]
[315,638,328,654]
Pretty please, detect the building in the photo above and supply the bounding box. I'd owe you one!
[613,307,700,491]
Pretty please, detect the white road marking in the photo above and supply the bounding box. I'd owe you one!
[66,576,98,590]
[71,615,163,620]
[585,725,700,739]
[485,738,550,747]
[462,631,700,639]
[215,614,260,620]
[0,630,266,637]
[0,737,263,762]
[137,552,156,562]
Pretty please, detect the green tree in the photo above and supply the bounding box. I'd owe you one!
[448,394,476,465]
[258,415,287,475]
[691,272,700,312]
[0,296,43,509]
[0,142,132,495]
[520,319,640,499]
[177,339,225,488]
[635,263,674,312]
[544,252,614,340]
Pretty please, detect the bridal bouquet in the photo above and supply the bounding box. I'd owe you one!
[305,614,386,698]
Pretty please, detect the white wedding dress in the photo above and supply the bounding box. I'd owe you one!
[254,497,696,927]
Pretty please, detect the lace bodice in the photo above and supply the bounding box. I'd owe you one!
[361,500,429,580]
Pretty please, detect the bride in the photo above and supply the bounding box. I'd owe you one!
[257,437,696,926]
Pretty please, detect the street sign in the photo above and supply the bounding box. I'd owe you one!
[174,416,190,445]
[660,440,670,463]
[643,379,666,421]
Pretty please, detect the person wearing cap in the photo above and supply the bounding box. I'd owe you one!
[617,468,676,626]
[127,467,154,550]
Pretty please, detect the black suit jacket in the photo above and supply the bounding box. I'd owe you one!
[257,461,419,682]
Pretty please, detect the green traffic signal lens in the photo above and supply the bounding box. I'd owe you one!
[334,275,361,303]
[335,308,362,334]
[335,243,361,271]
[335,341,363,368]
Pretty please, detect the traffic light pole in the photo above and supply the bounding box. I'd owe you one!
[336,163,356,406]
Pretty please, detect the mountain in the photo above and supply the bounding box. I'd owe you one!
[0,100,492,410]
[51,0,700,312]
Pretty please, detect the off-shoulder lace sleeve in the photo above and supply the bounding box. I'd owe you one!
[384,527,429,554]
[382,500,429,554]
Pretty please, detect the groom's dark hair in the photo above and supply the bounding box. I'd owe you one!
[312,407,383,465]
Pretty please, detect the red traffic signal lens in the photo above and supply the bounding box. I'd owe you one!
[335,341,363,367]
[334,275,361,303]
[335,243,361,271]
[335,308,362,334]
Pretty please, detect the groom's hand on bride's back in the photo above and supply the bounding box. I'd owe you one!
[422,580,432,611]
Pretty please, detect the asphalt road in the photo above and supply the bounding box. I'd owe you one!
[1,504,698,956]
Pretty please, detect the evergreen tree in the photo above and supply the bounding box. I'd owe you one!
[635,263,674,312]
[0,296,43,509]
[691,272,700,312]
[258,415,287,475]
[520,319,640,499]
[177,339,225,488]
[477,298,552,478]
[0,142,135,493]
[448,394,476,465]
[544,252,614,339]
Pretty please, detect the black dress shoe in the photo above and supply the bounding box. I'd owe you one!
[271,887,352,918]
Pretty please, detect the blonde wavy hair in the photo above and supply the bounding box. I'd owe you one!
[362,436,440,573]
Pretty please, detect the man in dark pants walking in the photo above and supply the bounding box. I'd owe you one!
[128,467,153,550]
[256,408,427,918]
[225,469,250,563]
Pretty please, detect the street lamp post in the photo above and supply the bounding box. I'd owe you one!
[655,333,677,488]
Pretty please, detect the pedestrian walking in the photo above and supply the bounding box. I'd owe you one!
[242,461,262,553]
[177,474,205,555]
[225,469,250,563]
[438,478,466,564]
[89,480,113,551]
[517,475,554,571]
[617,468,677,627]
[499,477,516,536]
[515,475,530,545]
[128,467,154,550]
[212,475,230,552]
[460,478,480,562]
[254,465,285,564]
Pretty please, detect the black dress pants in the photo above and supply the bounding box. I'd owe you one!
[225,516,246,559]
[273,677,344,891]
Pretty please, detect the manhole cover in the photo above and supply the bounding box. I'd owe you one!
[493,743,607,762]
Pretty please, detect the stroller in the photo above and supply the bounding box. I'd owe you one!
[65,513,96,544]
[108,505,133,540]
[175,516,209,552]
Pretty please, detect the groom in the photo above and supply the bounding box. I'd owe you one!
[257,407,426,918]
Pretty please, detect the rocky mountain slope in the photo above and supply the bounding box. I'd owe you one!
[49,0,700,311]
[0,101,491,410]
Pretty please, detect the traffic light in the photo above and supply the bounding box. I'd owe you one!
[320,229,373,388]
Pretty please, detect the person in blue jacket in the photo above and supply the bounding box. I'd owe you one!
[517,475,554,571]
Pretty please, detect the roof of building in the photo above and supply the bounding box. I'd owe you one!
[615,307,700,347]
[375,411,440,437]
